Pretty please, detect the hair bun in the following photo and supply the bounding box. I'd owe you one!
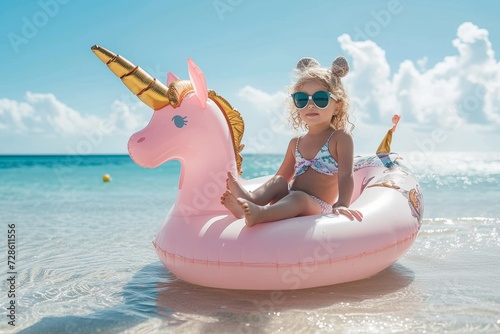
[296,57,320,71]
[331,56,349,78]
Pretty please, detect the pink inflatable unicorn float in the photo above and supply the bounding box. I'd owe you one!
[92,45,423,290]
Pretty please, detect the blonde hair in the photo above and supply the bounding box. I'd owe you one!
[286,56,354,133]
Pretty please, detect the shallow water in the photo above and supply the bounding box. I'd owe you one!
[1,153,499,333]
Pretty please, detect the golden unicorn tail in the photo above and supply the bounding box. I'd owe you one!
[376,114,401,154]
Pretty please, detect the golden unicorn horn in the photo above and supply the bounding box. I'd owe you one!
[91,45,169,110]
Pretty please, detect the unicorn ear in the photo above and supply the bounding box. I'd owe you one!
[167,72,180,86]
[187,58,208,109]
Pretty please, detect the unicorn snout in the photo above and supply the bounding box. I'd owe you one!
[127,132,164,168]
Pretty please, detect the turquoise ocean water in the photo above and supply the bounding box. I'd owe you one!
[1,152,499,333]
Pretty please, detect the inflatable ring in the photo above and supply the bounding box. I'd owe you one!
[92,45,424,290]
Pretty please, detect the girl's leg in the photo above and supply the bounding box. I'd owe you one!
[236,191,322,227]
[226,172,289,205]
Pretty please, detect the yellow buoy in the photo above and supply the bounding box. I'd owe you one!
[102,174,111,182]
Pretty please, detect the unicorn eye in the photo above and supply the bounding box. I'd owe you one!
[172,115,188,128]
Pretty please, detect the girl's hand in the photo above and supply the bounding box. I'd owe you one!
[333,206,363,222]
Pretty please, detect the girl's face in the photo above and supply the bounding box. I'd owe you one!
[295,81,338,128]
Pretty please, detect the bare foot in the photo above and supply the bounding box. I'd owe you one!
[220,190,244,218]
[226,172,251,200]
[237,198,264,227]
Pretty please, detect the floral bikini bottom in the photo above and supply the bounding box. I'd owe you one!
[290,190,332,214]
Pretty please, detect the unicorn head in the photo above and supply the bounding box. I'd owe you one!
[92,45,244,214]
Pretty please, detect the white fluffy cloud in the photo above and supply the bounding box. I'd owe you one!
[2,22,499,154]
[235,86,293,153]
[338,22,500,129]
[0,92,148,137]
[235,22,500,154]
[241,22,500,130]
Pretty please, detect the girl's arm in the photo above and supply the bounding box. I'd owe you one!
[334,131,354,208]
[276,138,298,184]
[333,131,363,221]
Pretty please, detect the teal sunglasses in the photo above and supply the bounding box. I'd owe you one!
[291,91,338,109]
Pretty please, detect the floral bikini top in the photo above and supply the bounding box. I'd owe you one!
[294,131,339,176]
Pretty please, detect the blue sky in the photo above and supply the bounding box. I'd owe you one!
[1,0,500,157]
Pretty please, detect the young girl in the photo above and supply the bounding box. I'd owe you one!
[221,56,363,226]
